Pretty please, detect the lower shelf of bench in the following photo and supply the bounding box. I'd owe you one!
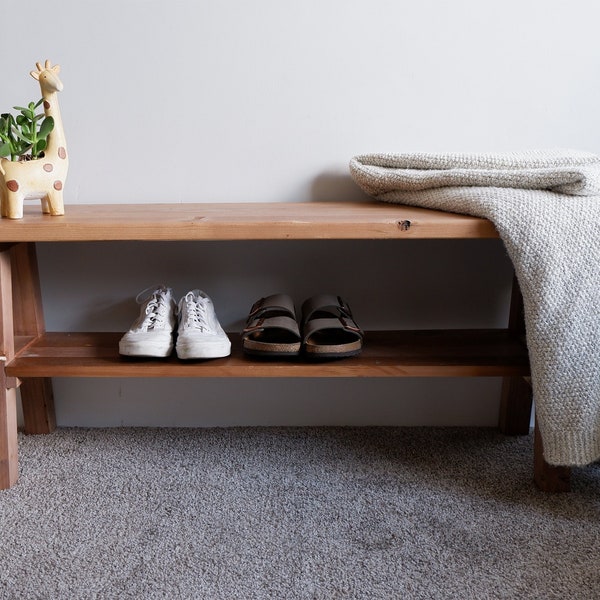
[6,330,529,380]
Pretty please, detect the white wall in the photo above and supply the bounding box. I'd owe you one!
[3,0,599,427]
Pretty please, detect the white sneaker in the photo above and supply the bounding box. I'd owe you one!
[119,285,177,357]
[176,290,231,359]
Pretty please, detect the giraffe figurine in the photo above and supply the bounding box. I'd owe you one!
[0,60,68,219]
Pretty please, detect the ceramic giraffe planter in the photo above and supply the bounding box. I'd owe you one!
[0,60,68,219]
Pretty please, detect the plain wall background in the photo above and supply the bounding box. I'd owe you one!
[2,0,599,427]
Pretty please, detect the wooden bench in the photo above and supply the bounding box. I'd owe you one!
[0,202,570,491]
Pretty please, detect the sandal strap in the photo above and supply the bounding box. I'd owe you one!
[302,316,363,341]
[301,294,355,325]
[247,293,297,320]
[301,294,363,342]
[242,315,300,339]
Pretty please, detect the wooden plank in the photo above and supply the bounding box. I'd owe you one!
[499,376,533,435]
[0,250,14,362]
[534,416,571,492]
[0,202,499,241]
[0,247,18,488]
[10,243,46,336]
[499,275,532,434]
[0,376,18,489]
[20,378,56,434]
[6,330,530,379]
[10,243,56,434]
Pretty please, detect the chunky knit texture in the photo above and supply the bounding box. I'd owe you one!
[349,150,600,466]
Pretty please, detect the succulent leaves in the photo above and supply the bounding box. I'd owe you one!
[0,98,54,161]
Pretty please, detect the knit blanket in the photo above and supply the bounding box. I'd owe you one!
[349,149,600,466]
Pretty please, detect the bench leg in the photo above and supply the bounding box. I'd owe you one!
[534,416,571,492]
[11,243,55,434]
[20,378,56,434]
[0,383,18,489]
[499,275,532,435]
[499,376,532,435]
[500,273,571,491]
[500,375,571,492]
[0,247,18,488]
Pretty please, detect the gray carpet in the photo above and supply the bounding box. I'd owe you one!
[1,427,599,600]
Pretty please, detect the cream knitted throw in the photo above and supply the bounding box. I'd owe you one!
[349,149,600,466]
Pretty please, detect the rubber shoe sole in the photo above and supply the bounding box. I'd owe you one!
[176,337,231,360]
[119,334,174,358]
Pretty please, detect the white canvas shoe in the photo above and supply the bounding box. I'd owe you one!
[119,285,177,357]
[176,290,231,359]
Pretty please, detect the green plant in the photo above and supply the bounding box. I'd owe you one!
[0,98,54,161]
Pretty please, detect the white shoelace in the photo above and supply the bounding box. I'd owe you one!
[182,292,209,332]
[137,288,172,331]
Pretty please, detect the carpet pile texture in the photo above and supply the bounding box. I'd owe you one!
[1,427,599,599]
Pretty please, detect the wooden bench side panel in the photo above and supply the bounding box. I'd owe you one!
[10,243,55,434]
[0,247,18,488]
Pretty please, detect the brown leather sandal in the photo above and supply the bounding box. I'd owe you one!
[301,294,363,358]
[242,294,301,357]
